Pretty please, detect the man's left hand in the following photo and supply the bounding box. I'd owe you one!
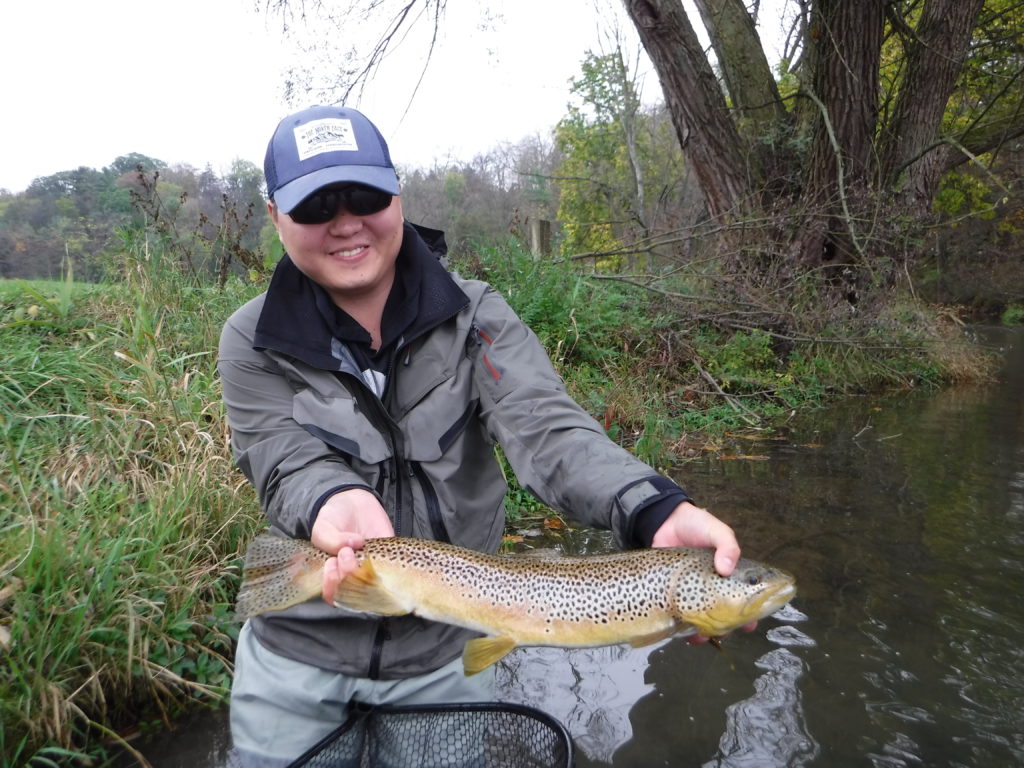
[650,500,756,644]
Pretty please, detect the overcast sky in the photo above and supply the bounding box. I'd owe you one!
[0,0,788,194]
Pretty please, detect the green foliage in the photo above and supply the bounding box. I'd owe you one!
[555,51,646,259]
[0,154,270,286]
[554,112,625,258]
[1001,304,1024,325]
[459,240,653,371]
[695,327,778,393]
[933,168,997,219]
[12,254,79,321]
[553,50,691,266]
[633,411,683,470]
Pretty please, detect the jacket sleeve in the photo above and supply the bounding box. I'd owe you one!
[467,286,689,548]
[218,299,375,539]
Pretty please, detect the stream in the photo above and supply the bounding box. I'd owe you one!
[130,326,1024,767]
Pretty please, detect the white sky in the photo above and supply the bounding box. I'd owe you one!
[0,0,789,194]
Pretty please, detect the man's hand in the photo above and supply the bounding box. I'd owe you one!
[651,500,755,644]
[311,488,394,606]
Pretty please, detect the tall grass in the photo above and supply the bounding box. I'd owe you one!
[1,243,264,765]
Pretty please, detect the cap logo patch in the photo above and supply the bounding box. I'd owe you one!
[293,118,358,161]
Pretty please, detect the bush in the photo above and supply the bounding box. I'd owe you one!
[1001,304,1024,326]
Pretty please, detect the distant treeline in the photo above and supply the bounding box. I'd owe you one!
[0,135,569,285]
[0,153,266,283]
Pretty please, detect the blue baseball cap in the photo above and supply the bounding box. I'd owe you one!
[264,105,400,213]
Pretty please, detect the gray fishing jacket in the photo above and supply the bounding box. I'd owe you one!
[218,222,690,679]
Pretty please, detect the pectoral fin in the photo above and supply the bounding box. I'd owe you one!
[462,636,518,676]
[629,622,691,648]
[333,557,410,616]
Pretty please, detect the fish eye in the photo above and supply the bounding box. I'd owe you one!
[747,574,761,586]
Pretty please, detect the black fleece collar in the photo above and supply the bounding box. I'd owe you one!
[253,222,469,371]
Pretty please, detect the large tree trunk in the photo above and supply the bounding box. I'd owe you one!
[692,0,786,127]
[794,0,886,272]
[878,0,986,216]
[622,0,752,221]
[693,0,795,192]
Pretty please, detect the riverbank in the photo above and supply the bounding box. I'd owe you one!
[0,242,1000,765]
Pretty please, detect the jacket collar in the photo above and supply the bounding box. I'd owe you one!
[253,222,469,371]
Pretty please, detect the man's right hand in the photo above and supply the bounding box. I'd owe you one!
[311,488,394,606]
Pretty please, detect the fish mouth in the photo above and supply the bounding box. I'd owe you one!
[746,578,797,619]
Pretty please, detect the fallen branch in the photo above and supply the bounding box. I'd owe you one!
[691,360,763,427]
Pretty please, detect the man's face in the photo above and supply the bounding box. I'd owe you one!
[270,188,405,307]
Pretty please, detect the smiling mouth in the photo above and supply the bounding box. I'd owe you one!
[332,246,367,258]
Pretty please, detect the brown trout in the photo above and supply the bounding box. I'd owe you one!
[235,534,796,675]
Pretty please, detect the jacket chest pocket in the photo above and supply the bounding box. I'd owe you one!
[292,387,393,464]
[398,371,479,463]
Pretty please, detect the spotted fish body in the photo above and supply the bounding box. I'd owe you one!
[235,534,796,675]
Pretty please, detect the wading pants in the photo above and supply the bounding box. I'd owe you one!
[230,621,497,767]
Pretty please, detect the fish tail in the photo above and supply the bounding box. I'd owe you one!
[234,534,326,620]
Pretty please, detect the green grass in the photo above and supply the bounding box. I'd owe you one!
[1,262,264,765]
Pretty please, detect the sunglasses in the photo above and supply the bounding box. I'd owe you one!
[287,185,393,224]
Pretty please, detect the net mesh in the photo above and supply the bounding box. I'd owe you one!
[288,702,574,768]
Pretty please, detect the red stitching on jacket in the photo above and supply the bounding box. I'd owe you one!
[483,354,501,381]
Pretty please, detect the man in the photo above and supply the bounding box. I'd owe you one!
[220,105,746,766]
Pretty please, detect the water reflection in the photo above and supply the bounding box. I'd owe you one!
[497,644,659,763]
[704,605,818,768]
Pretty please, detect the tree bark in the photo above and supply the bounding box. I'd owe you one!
[878,0,986,214]
[692,0,787,127]
[693,0,796,191]
[622,0,752,221]
[795,0,886,270]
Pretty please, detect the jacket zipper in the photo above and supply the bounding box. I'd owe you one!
[362,350,408,676]
[410,461,451,543]
[367,619,391,680]
[339,339,428,676]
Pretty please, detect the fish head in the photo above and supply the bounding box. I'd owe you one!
[670,553,796,637]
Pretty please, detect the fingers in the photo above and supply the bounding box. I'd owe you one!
[314,528,367,558]
[322,555,341,606]
[686,621,758,647]
[322,546,361,606]
[311,488,394,555]
[311,489,395,607]
[712,534,741,578]
[651,501,742,577]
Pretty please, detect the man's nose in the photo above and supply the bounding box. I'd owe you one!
[327,207,364,235]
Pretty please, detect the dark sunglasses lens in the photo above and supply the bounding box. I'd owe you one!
[345,188,393,216]
[288,187,392,224]
[289,191,339,224]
